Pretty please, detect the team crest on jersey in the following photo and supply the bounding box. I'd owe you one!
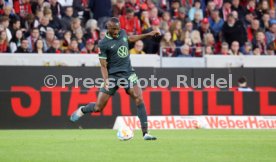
[123,37,127,42]
[117,46,129,58]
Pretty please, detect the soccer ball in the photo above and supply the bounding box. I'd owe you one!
[117,126,134,141]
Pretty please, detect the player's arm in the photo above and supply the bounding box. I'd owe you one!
[128,30,161,43]
[99,58,109,90]
[98,42,109,90]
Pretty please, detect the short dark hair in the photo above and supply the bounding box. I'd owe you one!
[109,17,120,24]
[238,76,247,84]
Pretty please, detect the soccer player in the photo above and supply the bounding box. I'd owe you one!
[70,17,160,140]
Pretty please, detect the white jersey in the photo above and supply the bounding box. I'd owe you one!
[238,87,253,92]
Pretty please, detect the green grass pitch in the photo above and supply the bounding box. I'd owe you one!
[0,130,275,162]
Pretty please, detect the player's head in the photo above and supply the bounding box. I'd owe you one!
[238,76,247,88]
[106,17,120,39]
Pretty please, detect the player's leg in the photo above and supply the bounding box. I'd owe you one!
[70,81,118,122]
[70,92,110,122]
[126,85,157,140]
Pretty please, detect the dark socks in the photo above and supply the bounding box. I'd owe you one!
[137,103,148,136]
[81,102,96,114]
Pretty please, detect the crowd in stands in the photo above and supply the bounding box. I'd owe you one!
[0,0,275,56]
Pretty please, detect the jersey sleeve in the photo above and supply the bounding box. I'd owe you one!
[98,41,107,59]
[121,29,128,38]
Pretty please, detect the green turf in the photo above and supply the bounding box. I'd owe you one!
[0,130,275,162]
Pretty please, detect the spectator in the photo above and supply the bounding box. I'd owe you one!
[184,20,194,33]
[222,14,247,47]
[99,29,107,41]
[81,0,91,21]
[191,30,203,57]
[245,0,257,18]
[170,0,181,20]
[178,44,192,57]
[204,32,221,54]
[231,0,245,22]
[129,40,145,54]
[125,0,140,16]
[229,41,243,55]
[204,1,215,18]
[253,31,267,55]
[192,10,202,30]
[265,21,276,45]
[256,0,270,20]
[269,9,275,20]
[27,27,40,52]
[81,38,98,54]
[33,9,43,28]
[13,0,32,19]
[15,38,30,53]
[47,38,62,53]
[169,20,183,42]
[58,0,73,7]
[155,0,170,13]
[231,10,239,20]
[23,14,35,32]
[177,7,189,28]
[247,19,261,42]
[66,38,80,53]
[10,17,22,37]
[237,76,253,92]
[119,8,141,35]
[260,12,271,30]
[198,18,213,41]
[84,19,100,42]
[3,4,16,20]
[159,21,169,35]
[70,18,82,35]
[49,0,62,19]
[161,11,172,29]
[89,0,112,29]
[205,45,214,55]
[43,7,62,34]
[149,7,159,26]
[267,39,276,54]
[140,11,151,31]
[0,30,10,53]
[38,16,51,37]
[61,30,72,51]
[0,16,11,42]
[213,0,223,9]
[267,48,275,55]
[242,41,254,55]
[33,38,45,54]
[182,31,192,47]
[140,0,153,10]
[253,46,261,55]
[61,6,74,31]
[244,11,254,28]
[75,28,85,50]
[112,0,126,17]
[160,31,176,57]
[72,0,85,19]
[209,9,224,41]
[188,0,203,21]
[220,42,230,55]
[220,0,232,21]
[10,29,23,53]
[31,0,50,13]
[43,27,56,51]
[181,0,193,11]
